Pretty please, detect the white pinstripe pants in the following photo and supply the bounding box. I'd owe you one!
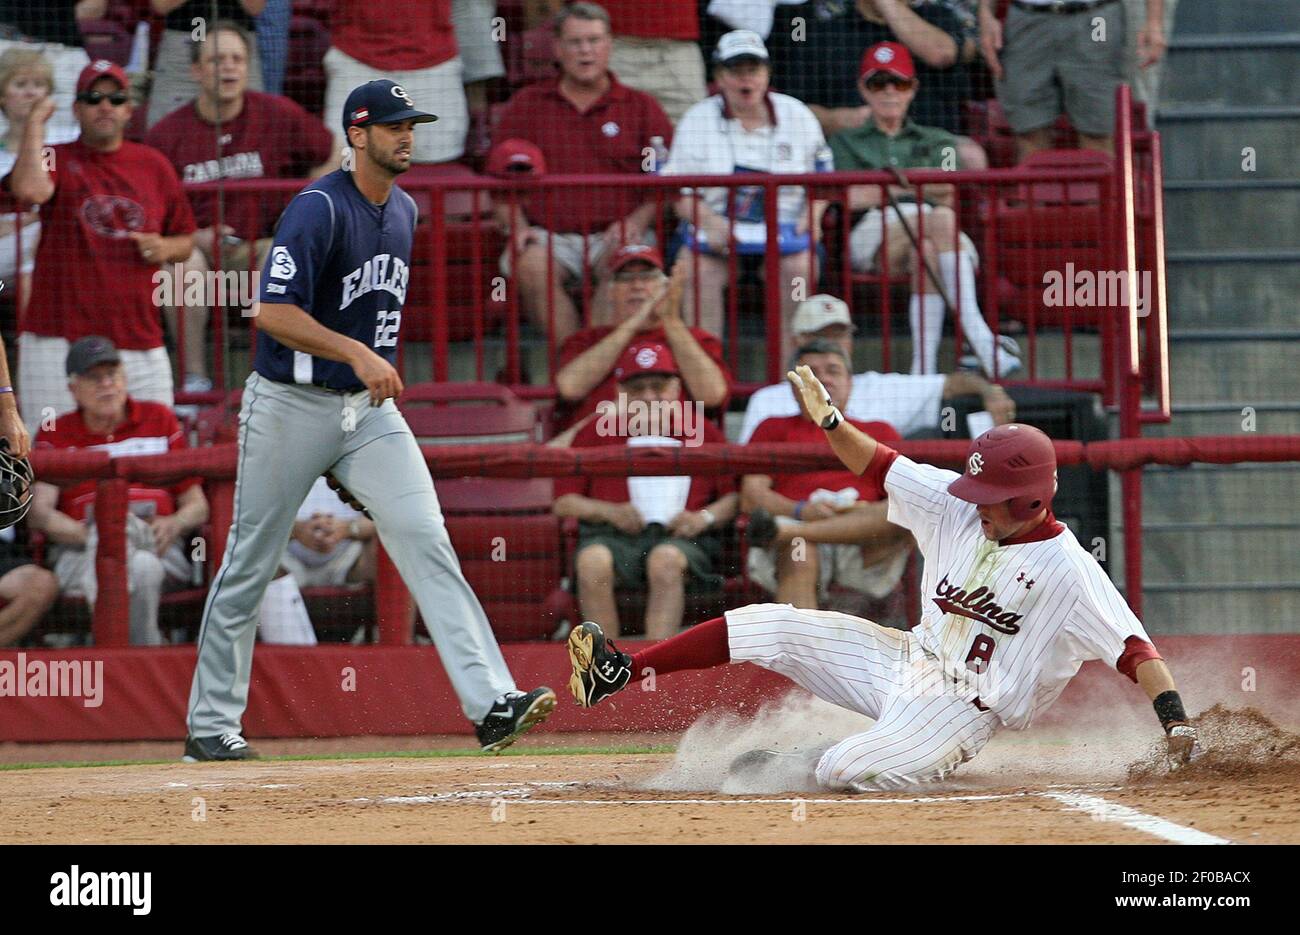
[727,604,1000,792]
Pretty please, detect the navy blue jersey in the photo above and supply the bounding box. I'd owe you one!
[254,168,418,390]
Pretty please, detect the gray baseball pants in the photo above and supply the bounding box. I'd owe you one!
[186,372,516,736]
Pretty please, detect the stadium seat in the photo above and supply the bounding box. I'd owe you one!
[397,381,538,444]
[985,149,1111,329]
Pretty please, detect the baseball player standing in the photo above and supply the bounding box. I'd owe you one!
[183,80,554,761]
[568,366,1201,790]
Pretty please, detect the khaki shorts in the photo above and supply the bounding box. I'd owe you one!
[849,202,979,273]
[997,1,1126,136]
[452,0,506,84]
[748,540,909,601]
[499,228,655,279]
[609,37,706,125]
[280,539,365,588]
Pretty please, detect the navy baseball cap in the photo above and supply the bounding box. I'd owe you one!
[66,336,121,376]
[342,80,438,136]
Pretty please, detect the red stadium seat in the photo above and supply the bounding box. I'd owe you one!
[397,381,537,444]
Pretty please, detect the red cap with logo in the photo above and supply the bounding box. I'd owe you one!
[76,59,130,95]
[486,138,548,177]
[608,243,664,273]
[613,341,678,381]
[859,42,916,81]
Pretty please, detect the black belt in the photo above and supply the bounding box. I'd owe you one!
[1012,0,1117,13]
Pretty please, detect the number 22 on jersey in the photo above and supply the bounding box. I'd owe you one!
[374,309,401,347]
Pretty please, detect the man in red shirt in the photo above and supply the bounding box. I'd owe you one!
[324,0,467,164]
[602,0,706,123]
[4,59,196,430]
[491,2,674,342]
[554,340,737,640]
[553,244,730,436]
[744,340,913,610]
[28,337,210,646]
[146,21,335,393]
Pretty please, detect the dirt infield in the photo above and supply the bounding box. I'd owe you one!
[3,711,1297,844]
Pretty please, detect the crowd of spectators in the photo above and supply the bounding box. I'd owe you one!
[0,0,1166,644]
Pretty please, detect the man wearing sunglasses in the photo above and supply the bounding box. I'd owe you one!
[3,59,195,430]
[830,42,1020,379]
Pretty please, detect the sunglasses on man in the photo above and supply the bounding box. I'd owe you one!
[862,75,915,92]
[77,90,130,106]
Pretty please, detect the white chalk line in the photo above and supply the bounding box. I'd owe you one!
[1043,792,1233,846]
[356,785,1236,843]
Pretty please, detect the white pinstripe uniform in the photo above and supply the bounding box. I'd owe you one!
[728,454,1151,792]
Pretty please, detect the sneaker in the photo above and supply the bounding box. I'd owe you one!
[475,687,557,753]
[959,334,1022,379]
[182,375,214,394]
[182,732,258,762]
[567,621,633,708]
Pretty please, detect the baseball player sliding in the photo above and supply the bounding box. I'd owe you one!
[568,365,1202,790]
[183,80,555,761]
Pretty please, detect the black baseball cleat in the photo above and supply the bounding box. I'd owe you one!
[476,687,557,753]
[567,621,633,708]
[182,732,259,762]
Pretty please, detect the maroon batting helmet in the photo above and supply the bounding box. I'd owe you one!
[948,423,1057,521]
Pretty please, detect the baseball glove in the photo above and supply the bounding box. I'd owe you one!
[324,471,371,518]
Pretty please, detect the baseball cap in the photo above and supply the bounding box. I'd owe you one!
[860,42,916,81]
[342,79,438,136]
[714,30,769,66]
[792,294,855,336]
[614,342,679,381]
[66,336,121,376]
[76,59,129,95]
[609,243,665,274]
[486,138,547,177]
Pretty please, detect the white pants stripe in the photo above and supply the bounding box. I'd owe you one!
[727,603,1000,792]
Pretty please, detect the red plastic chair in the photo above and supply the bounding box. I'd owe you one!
[397,381,537,444]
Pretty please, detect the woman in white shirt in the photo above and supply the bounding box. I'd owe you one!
[664,30,828,354]
[0,48,55,317]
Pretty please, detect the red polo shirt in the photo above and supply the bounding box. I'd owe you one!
[603,0,699,40]
[554,418,731,508]
[3,139,196,349]
[331,0,457,71]
[491,75,673,234]
[145,91,335,238]
[747,415,902,502]
[35,398,202,522]
[557,324,731,426]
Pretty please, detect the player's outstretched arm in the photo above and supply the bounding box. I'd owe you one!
[786,365,881,475]
[1135,658,1201,766]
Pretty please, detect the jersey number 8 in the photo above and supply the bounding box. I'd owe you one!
[374,309,401,348]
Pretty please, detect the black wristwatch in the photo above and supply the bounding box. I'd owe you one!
[821,407,843,431]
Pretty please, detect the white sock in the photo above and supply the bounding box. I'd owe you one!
[909,292,946,374]
[259,575,317,646]
[939,250,1018,376]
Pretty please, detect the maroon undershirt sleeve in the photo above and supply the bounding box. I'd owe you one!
[858,440,899,485]
[631,616,731,676]
[1115,635,1162,683]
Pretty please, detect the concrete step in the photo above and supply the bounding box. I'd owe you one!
[1163,186,1300,250]
[1166,256,1300,326]
[1140,464,1300,525]
[1174,0,1300,34]
[1140,406,1300,437]
[1158,117,1300,180]
[1144,526,1300,585]
[1166,340,1300,403]
[1164,41,1300,108]
[1141,589,1300,635]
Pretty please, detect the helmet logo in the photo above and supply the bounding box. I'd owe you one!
[968,452,984,475]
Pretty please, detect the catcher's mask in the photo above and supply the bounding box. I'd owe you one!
[0,439,34,530]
